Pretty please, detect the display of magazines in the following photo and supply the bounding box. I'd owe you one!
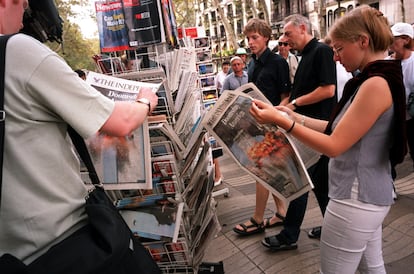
[191,211,221,267]
[202,83,320,203]
[169,47,196,92]
[174,70,198,114]
[182,144,214,212]
[152,154,184,194]
[143,238,191,270]
[148,114,186,159]
[85,71,161,189]
[120,200,184,242]
[174,91,206,159]
[152,81,175,124]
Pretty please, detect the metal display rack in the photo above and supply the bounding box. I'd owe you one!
[92,43,222,273]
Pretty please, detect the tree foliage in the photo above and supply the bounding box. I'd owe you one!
[45,0,100,71]
[171,0,196,28]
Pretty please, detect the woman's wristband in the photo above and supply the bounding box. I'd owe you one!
[286,121,295,133]
[300,115,305,126]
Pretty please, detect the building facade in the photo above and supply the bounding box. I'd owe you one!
[195,0,414,57]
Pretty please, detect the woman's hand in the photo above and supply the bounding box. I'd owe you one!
[250,99,286,125]
[275,105,294,119]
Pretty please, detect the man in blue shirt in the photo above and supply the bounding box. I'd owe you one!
[220,56,248,94]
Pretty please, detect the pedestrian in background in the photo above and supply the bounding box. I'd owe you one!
[214,60,230,91]
[276,34,298,85]
[235,47,248,69]
[389,22,414,171]
[261,13,337,248]
[220,56,248,94]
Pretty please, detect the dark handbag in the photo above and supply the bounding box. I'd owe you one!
[26,184,161,274]
[0,35,160,274]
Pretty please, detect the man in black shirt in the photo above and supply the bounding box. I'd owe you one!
[246,21,291,105]
[233,18,291,236]
[261,14,337,251]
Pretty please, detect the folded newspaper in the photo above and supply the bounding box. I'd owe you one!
[201,83,320,203]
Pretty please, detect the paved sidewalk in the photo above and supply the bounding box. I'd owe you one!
[203,153,414,274]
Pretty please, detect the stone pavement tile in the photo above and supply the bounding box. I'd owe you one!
[204,152,414,273]
[221,251,265,274]
[386,254,414,274]
[383,212,414,263]
[203,234,237,262]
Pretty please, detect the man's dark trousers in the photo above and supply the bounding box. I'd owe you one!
[280,155,329,243]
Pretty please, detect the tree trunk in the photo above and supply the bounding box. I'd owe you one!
[400,0,405,22]
[245,0,258,18]
[257,0,269,24]
[211,0,238,50]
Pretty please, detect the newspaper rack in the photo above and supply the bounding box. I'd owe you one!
[85,50,219,272]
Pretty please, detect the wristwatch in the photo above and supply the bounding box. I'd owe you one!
[136,98,152,115]
[291,99,298,108]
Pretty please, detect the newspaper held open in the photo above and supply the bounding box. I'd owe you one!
[201,83,319,204]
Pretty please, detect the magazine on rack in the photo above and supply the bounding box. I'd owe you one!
[174,91,206,159]
[84,72,161,189]
[201,83,320,203]
[191,212,221,267]
[174,70,198,113]
[169,47,196,92]
[120,201,184,243]
[148,114,186,155]
[143,239,189,266]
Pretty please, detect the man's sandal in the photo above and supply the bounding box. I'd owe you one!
[233,217,265,236]
[264,212,285,228]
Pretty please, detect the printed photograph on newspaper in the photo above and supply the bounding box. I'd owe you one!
[84,72,161,190]
[202,87,314,203]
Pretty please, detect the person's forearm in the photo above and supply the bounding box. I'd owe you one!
[288,84,335,109]
[100,101,150,136]
[292,112,328,133]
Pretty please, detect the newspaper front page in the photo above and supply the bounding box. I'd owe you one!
[85,71,161,189]
[202,83,319,203]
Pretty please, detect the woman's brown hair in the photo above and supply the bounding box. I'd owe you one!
[329,5,393,53]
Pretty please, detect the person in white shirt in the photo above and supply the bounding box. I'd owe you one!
[214,60,230,91]
[0,0,159,270]
[389,22,414,169]
[277,35,298,84]
[320,36,353,100]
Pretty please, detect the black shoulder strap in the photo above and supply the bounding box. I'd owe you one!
[67,126,101,185]
[0,34,14,207]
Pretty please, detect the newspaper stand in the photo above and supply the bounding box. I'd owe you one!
[87,39,222,272]
[196,38,229,199]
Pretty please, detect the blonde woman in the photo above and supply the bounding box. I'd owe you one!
[250,6,407,273]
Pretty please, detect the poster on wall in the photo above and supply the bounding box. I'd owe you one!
[122,0,165,47]
[95,1,130,52]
